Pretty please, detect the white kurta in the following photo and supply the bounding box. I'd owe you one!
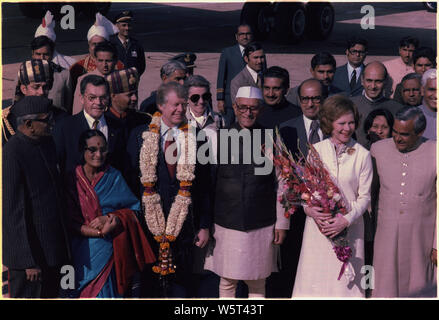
[292,139,373,298]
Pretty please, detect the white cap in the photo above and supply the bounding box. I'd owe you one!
[35,11,56,42]
[235,86,263,100]
[87,13,119,41]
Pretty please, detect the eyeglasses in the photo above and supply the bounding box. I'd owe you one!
[189,92,212,104]
[236,104,260,113]
[237,32,253,37]
[348,49,368,56]
[84,94,109,103]
[299,96,322,104]
[85,146,108,154]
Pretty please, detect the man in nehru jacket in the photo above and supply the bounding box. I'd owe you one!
[110,10,146,77]
[204,86,289,298]
[257,66,302,129]
[3,96,70,298]
[371,106,436,298]
[217,24,253,127]
[351,61,403,147]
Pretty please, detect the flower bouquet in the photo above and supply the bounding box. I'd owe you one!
[272,130,352,280]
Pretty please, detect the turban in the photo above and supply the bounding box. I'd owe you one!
[18,59,53,86]
[87,13,119,41]
[106,67,139,94]
[34,11,56,42]
[235,86,263,100]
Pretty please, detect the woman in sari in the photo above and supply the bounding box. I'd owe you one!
[66,129,155,298]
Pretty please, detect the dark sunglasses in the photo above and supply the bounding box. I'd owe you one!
[189,92,212,104]
[85,146,108,154]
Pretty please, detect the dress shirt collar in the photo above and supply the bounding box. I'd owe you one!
[246,65,259,83]
[347,63,362,81]
[83,111,106,129]
[303,115,323,140]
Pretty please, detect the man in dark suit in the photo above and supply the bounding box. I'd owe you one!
[53,74,125,175]
[230,42,266,109]
[3,96,70,298]
[332,36,368,97]
[126,81,214,298]
[216,24,253,126]
[269,79,325,297]
[286,52,343,106]
[110,10,146,77]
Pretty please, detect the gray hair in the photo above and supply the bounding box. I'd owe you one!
[16,114,40,126]
[160,60,187,79]
[421,68,437,87]
[401,72,422,85]
[395,106,426,134]
[184,75,210,91]
[156,81,188,106]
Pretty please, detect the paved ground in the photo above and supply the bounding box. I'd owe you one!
[1,1,436,108]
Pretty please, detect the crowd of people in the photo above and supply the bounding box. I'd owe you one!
[1,10,437,299]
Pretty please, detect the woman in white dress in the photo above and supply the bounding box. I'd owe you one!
[292,95,373,298]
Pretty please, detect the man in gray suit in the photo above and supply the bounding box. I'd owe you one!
[230,42,266,112]
[332,36,368,97]
[266,79,324,297]
[216,24,253,126]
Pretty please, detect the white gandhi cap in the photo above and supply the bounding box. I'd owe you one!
[235,86,263,100]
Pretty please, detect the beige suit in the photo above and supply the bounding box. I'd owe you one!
[49,68,73,114]
[371,138,437,297]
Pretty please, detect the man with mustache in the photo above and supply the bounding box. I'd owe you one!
[230,42,266,109]
[371,106,436,297]
[53,74,125,175]
[394,73,423,107]
[383,36,419,98]
[72,42,119,115]
[351,61,403,147]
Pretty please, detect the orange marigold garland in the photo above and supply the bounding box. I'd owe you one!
[139,112,196,277]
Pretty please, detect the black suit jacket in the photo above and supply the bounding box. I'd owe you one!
[279,115,310,159]
[332,63,365,97]
[126,124,213,276]
[216,44,246,108]
[53,112,125,175]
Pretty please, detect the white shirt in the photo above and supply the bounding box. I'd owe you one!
[189,109,208,127]
[239,44,245,56]
[246,65,259,84]
[303,115,323,142]
[347,63,362,83]
[160,119,182,153]
[83,111,108,140]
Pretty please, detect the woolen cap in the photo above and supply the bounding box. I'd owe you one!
[11,96,53,117]
[106,67,139,94]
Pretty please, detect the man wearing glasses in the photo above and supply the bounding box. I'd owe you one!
[3,96,70,298]
[205,86,289,298]
[53,74,124,175]
[274,79,326,297]
[217,24,254,126]
[332,36,368,97]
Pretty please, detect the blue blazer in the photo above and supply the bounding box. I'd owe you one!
[332,63,364,97]
[216,44,246,108]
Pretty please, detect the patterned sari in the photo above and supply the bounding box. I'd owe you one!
[67,165,155,298]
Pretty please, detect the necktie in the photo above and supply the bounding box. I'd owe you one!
[350,69,357,90]
[309,120,320,144]
[164,131,177,179]
[257,72,263,88]
[92,120,99,130]
[123,41,128,50]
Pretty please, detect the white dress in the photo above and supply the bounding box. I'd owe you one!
[292,139,373,298]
